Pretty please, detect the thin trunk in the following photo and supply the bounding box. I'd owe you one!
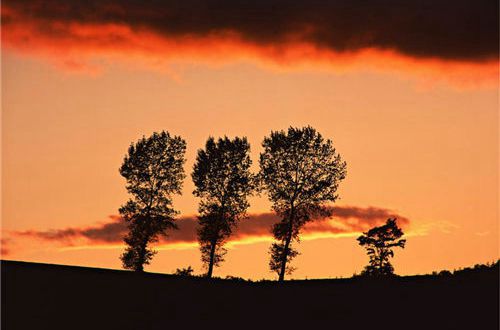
[136,239,147,272]
[207,202,225,278]
[278,205,295,282]
[206,239,217,278]
[136,208,152,272]
[278,229,293,281]
[278,164,301,282]
[379,249,386,273]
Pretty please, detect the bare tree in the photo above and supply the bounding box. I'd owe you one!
[259,126,347,281]
[119,131,186,271]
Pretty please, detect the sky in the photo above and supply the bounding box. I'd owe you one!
[1,0,498,279]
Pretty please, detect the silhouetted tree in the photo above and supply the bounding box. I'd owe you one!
[259,126,347,281]
[357,218,406,276]
[192,136,254,278]
[174,266,194,276]
[119,131,186,271]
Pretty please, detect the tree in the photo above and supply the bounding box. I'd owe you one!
[192,136,254,278]
[174,266,194,276]
[357,218,406,276]
[259,126,347,281]
[119,131,186,271]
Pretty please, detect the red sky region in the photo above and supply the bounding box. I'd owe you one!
[1,0,498,279]
[1,1,498,87]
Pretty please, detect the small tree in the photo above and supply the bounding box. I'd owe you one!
[119,131,186,271]
[174,266,194,276]
[192,136,254,278]
[357,218,406,276]
[259,126,347,281]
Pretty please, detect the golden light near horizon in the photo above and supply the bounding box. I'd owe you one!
[1,0,498,280]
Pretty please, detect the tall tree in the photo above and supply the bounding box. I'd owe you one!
[192,136,254,278]
[357,218,406,276]
[119,131,186,271]
[259,126,347,281]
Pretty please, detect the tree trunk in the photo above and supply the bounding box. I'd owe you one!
[136,211,152,272]
[207,204,224,278]
[136,240,147,272]
[278,206,295,282]
[206,239,217,278]
[379,253,384,272]
[278,230,293,282]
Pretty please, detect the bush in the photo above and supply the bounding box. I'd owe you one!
[174,266,194,276]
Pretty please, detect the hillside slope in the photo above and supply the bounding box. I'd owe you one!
[2,260,498,329]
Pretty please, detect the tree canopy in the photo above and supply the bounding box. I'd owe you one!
[259,126,347,281]
[119,131,186,271]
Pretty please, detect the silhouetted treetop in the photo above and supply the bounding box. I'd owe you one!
[120,131,186,218]
[259,126,347,217]
[192,136,254,217]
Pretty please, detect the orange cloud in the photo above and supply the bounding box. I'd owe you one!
[1,1,498,87]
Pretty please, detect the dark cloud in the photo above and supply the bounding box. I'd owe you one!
[304,205,409,234]
[325,205,409,226]
[13,205,410,246]
[2,0,498,61]
[16,215,128,245]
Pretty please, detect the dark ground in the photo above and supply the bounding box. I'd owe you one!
[1,260,498,329]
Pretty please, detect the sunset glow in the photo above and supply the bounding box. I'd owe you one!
[1,0,498,280]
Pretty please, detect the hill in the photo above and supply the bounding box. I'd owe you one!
[2,260,498,329]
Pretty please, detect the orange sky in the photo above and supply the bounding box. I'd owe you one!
[1,1,498,279]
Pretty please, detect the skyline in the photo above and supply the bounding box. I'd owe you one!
[1,0,498,279]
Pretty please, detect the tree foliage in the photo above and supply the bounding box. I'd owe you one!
[259,126,347,281]
[192,136,254,277]
[269,242,299,276]
[119,131,186,271]
[357,218,406,276]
